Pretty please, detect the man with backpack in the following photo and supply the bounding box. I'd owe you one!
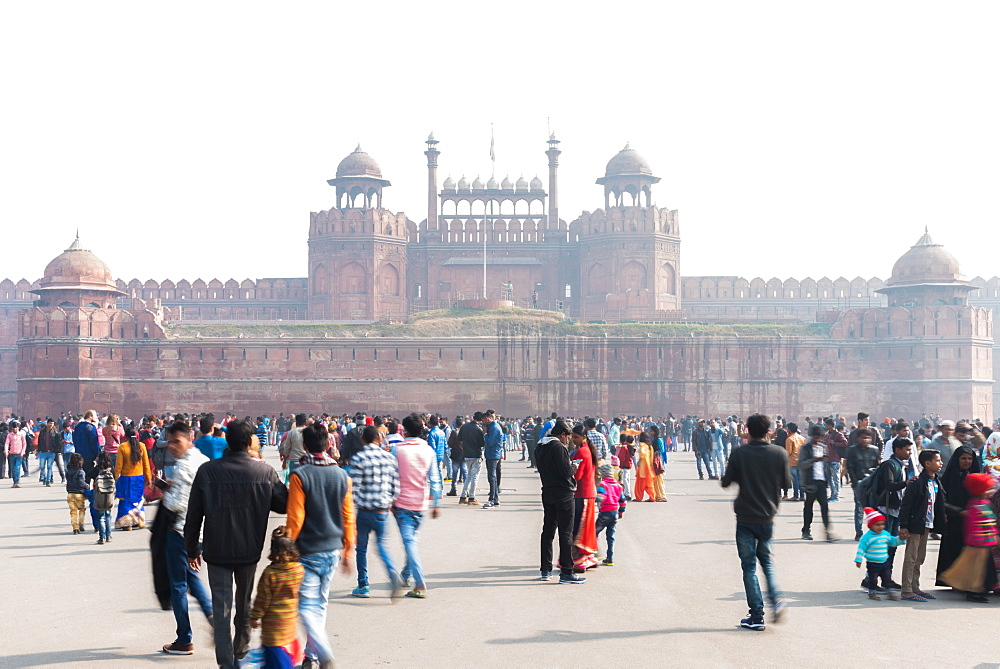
[859,437,915,591]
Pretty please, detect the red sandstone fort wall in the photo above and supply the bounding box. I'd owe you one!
[16,330,993,422]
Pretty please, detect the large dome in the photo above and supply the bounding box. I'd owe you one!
[604,143,653,177]
[335,144,383,178]
[886,230,962,286]
[37,236,121,293]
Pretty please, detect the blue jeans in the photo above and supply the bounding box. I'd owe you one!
[166,531,212,644]
[790,467,801,499]
[595,511,618,561]
[97,509,112,540]
[826,462,841,500]
[7,455,22,484]
[38,452,55,483]
[356,509,397,588]
[695,451,713,478]
[299,550,340,663]
[485,459,500,504]
[710,448,726,477]
[394,508,426,589]
[735,522,780,618]
[448,459,465,491]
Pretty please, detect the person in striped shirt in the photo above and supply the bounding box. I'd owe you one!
[855,507,906,600]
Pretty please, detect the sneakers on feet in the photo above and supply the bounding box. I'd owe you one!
[446,490,457,496]
[351,586,371,598]
[801,532,813,540]
[558,573,586,585]
[868,592,882,601]
[539,571,552,581]
[162,642,194,655]
[740,615,765,631]
[459,497,468,504]
[601,559,614,567]
[482,502,494,509]
[770,600,785,623]
[467,498,479,505]
[96,538,105,545]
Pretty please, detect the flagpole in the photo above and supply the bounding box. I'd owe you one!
[485,124,495,300]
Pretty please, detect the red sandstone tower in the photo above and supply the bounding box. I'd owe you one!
[574,145,682,320]
[308,146,410,321]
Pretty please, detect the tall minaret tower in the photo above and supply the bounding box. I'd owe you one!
[425,132,440,231]
[545,132,561,228]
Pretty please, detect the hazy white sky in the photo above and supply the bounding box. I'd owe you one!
[1,1,997,284]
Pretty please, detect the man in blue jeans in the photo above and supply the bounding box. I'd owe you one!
[692,421,715,480]
[720,413,791,631]
[482,412,504,509]
[160,420,212,656]
[286,422,355,669]
[349,425,400,599]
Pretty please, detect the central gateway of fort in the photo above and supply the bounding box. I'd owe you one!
[0,135,995,420]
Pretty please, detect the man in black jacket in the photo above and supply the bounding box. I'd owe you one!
[846,428,882,540]
[898,449,945,601]
[721,413,790,631]
[458,412,485,505]
[535,420,584,585]
[185,420,288,669]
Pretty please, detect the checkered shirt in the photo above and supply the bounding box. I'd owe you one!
[587,429,610,461]
[350,443,400,510]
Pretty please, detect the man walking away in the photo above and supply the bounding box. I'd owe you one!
[184,420,288,669]
[286,422,355,669]
[721,413,790,631]
[483,412,503,508]
[393,413,442,597]
[459,412,485,505]
[349,425,401,599]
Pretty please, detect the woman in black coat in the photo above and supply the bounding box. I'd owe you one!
[935,444,982,585]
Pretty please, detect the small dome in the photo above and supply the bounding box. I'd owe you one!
[604,143,653,177]
[336,144,382,178]
[457,175,471,191]
[530,175,544,191]
[486,176,499,189]
[442,175,456,191]
[501,175,513,190]
[515,175,529,191]
[887,229,963,286]
[427,131,436,142]
[38,236,121,293]
[472,176,484,190]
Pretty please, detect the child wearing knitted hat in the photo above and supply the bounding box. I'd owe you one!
[596,464,627,567]
[855,507,907,600]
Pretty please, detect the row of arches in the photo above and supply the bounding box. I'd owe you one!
[441,198,545,217]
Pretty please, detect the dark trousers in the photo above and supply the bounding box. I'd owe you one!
[55,452,66,482]
[595,511,618,561]
[540,494,574,575]
[527,442,537,468]
[802,480,830,535]
[207,562,257,669]
[486,459,500,504]
[448,459,465,492]
[866,561,891,594]
[883,515,900,582]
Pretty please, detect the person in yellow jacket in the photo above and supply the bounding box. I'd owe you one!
[114,425,152,530]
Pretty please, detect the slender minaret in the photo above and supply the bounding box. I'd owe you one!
[425,132,440,230]
[545,132,561,228]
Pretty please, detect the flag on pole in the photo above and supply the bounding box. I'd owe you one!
[490,124,495,162]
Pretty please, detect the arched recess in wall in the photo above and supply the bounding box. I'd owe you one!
[341,262,367,294]
[658,263,677,295]
[586,263,610,295]
[378,264,400,296]
[620,261,648,292]
[313,264,329,295]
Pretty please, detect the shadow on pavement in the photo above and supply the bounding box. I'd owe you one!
[486,627,732,645]
[0,647,180,667]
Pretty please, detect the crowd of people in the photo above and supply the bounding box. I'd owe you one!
[2,406,999,664]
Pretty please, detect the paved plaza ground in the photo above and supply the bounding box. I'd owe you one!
[0,451,996,668]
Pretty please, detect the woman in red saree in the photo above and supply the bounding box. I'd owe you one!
[570,424,600,572]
